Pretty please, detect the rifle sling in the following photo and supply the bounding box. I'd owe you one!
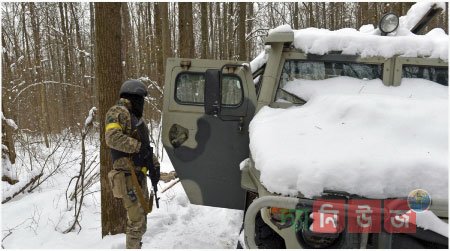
[129,165,151,214]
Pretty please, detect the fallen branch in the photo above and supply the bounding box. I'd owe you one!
[2,173,43,204]
[161,178,180,194]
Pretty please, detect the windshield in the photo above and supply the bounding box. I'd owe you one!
[276,60,383,103]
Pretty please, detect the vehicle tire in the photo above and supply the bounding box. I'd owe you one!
[255,212,286,249]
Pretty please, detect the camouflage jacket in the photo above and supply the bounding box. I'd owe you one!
[105,98,160,170]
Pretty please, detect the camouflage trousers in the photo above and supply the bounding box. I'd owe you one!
[123,175,148,249]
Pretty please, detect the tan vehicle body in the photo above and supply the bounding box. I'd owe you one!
[162,30,448,248]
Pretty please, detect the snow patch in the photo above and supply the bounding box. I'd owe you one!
[415,210,448,237]
[84,107,97,128]
[249,47,270,73]
[399,2,446,31]
[268,24,292,34]
[1,112,18,130]
[293,27,448,60]
[250,78,448,199]
[239,158,250,170]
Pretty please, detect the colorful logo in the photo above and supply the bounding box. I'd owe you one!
[407,189,431,213]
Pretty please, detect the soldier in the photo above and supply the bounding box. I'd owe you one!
[105,79,160,249]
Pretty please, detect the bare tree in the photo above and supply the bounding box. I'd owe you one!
[94,2,127,236]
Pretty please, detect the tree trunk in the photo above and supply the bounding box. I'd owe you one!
[247,2,254,59]
[200,3,208,58]
[228,3,234,59]
[1,33,17,163]
[222,3,227,59]
[209,3,215,58]
[89,2,97,107]
[178,2,195,58]
[293,2,299,29]
[154,2,163,85]
[70,3,88,117]
[160,3,171,63]
[29,2,50,148]
[121,3,134,80]
[95,2,127,237]
[330,2,335,30]
[59,2,73,128]
[237,2,246,61]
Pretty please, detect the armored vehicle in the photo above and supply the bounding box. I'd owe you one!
[162,8,448,249]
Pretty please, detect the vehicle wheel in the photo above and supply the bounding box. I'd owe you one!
[255,212,286,249]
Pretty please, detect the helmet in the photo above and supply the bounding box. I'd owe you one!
[119,79,148,97]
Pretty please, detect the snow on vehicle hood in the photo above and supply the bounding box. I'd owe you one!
[249,78,448,199]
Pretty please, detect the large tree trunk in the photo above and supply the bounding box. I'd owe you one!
[178,2,195,58]
[95,2,127,237]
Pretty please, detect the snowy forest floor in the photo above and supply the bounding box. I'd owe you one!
[1,134,243,248]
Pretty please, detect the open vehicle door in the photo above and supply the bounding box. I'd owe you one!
[162,58,257,210]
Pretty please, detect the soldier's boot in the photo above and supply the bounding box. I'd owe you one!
[124,194,147,249]
[126,235,142,249]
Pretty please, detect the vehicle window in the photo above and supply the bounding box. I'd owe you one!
[175,73,205,104]
[276,60,383,103]
[402,65,448,86]
[175,72,243,106]
[253,64,266,98]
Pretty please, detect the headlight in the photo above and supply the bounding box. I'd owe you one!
[379,13,399,34]
[269,207,296,228]
[296,211,343,248]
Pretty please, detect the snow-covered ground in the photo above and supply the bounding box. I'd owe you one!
[1,136,243,249]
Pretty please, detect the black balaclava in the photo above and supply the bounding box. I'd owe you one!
[120,93,145,118]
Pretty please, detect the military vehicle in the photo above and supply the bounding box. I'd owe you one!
[161,7,448,249]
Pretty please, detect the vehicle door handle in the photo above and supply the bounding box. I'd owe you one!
[238,117,244,132]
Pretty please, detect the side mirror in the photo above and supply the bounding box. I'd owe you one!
[204,69,222,116]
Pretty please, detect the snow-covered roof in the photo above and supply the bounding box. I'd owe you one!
[250,2,448,72]
[249,78,448,199]
[292,26,448,61]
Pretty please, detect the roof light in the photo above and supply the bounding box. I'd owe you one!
[379,13,399,35]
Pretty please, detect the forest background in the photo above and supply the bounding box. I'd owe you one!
[1,2,448,235]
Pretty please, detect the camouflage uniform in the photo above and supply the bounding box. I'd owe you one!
[105,98,160,249]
